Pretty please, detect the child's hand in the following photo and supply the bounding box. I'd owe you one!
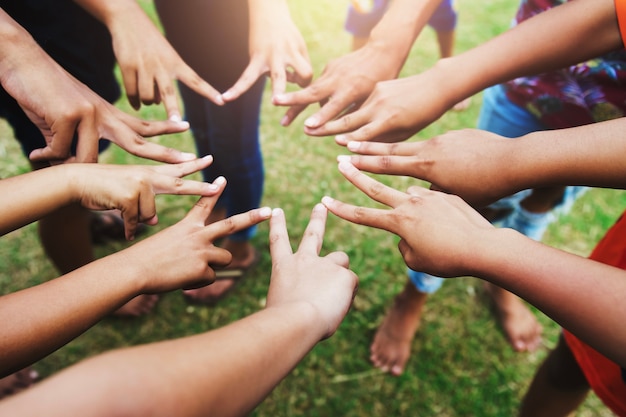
[265,205,358,340]
[118,179,272,294]
[322,161,495,278]
[336,129,515,207]
[69,157,217,240]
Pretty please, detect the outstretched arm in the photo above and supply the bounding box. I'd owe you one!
[0,205,358,417]
[322,161,626,368]
[337,118,626,207]
[274,0,443,128]
[0,181,273,377]
[74,0,224,121]
[309,0,624,141]
[0,157,217,238]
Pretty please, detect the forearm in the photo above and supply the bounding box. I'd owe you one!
[426,0,623,108]
[0,252,142,376]
[499,118,626,192]
[474,228,626,367]
[367,0,443,72]
[0,166,79,235]
[2,303,324,417]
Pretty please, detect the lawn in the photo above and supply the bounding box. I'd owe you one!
[0,0,624,415]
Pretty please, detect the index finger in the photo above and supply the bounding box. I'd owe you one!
[207,207,273,241]
[222,60,266,102]
[268,207,293,260]
[177,67,224,106]
[297,203,328,255]
[336,161,407,208]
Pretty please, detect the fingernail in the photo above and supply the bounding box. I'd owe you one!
[337,161,354,172]
[169,114,182,122]
[337,155,351,163]
[280,115,290,126]
[304,116,319,128]
[321,196,333,205]
[181,152,197,161]
[272,207,284,217]
[347,141,361,151]
[222,91,234,101]
[207,183,219,192]
[177,120,190,129]
[259,206,272,217]
[335,135,347,145]
[202,154,213,161]
[274,93,286,102]
[215,95,225,105]
[214,176,226,185]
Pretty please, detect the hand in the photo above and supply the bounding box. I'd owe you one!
[274,42,401,129]
[70,156,219,240]
[322,161,494,278]
[221,0,312,102]
[304,70,456,142]
[120,180,273,294]
[337,129,517,206]
[0,17,195,164]
[106,2,224,120]
[266,205,358,340]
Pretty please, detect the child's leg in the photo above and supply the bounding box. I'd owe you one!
[519,334,589,417]
[370,270,443,376]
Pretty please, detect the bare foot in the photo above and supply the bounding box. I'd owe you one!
[0,367,38,399]
[183,239,258,305]
[370,283,428,376]
[485,283,543,351]
[113,294,159,317]
[452,97,471,111]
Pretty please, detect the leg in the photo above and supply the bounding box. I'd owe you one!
[519,334,589,416]
[156,0,265,304]
[370,271,443,376]
[477,85,551,351]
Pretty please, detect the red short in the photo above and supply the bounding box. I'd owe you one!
[563,213,626,416]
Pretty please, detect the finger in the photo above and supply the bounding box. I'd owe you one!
[74,119,100,164]
[279,104,308,127]
[178,67,224,106]
[206,206,273,241]
[345,140,416,156]
[302,94,356,130]
[297,203,328,255]
[336,153,416,177]
[323,251,350,269]
[28,117,78,162]
[209,247,236,271]
[151,154,213,178]
[270,61,288,98]
[268,207,293,260]
[156,73,183,121]
[222,61,266,102]
[121,68,140,110]
[137,187,158,225]
[304,108,373,138]
[183,177,227,224]
[336,161,408,208]
[138,74,158,106]
[321,195,399,234]
[122,199,140,241]
[272,81,330,107]
[289,56,313,87]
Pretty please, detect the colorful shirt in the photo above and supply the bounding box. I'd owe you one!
[504,0,626,129]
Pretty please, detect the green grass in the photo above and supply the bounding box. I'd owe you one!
[1,0,624,415]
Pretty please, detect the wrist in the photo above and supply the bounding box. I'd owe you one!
[265,301,328,341]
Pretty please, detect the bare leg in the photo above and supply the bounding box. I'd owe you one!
[483,187,566,351]
[0,367,38,400]
[351,36,368,51]
[519,334,589,417]
[370,281,428,376]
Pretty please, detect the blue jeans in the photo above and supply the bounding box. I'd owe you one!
[409,84,586,293]
[156,0,266,243]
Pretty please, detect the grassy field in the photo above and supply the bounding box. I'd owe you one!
[1,0,624,415]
